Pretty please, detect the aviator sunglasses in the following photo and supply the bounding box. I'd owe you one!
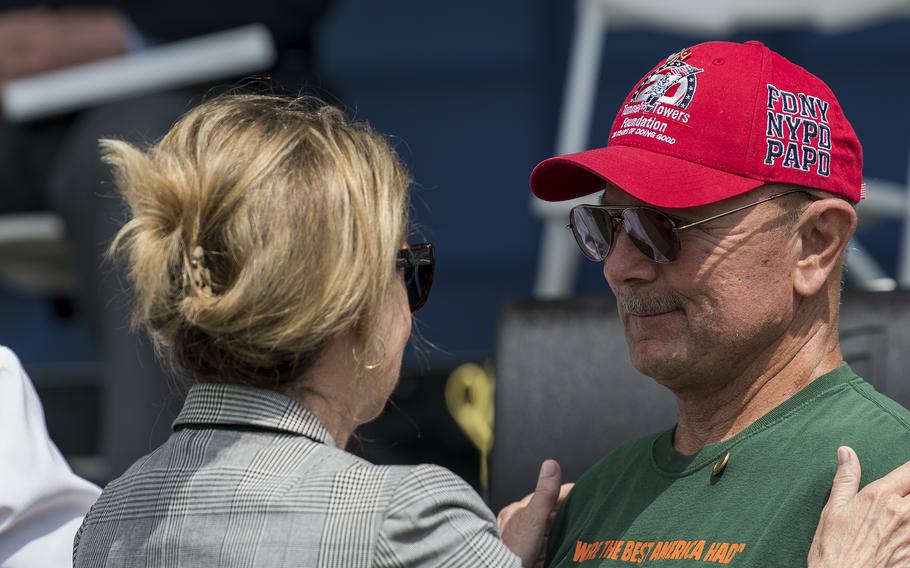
[396,243,435,312]
[568,189,815,264]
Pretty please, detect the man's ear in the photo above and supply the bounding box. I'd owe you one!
[793,199,857,297]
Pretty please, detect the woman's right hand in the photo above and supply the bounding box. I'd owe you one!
[808,446,910,568]
[498,460,573,568]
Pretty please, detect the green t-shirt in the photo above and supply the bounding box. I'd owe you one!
[546,364,910,567]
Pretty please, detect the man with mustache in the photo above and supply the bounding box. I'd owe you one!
[528,40,910,567]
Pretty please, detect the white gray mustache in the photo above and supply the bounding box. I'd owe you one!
[617,292,684,316]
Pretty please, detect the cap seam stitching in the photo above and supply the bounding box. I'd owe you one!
[742,43,770,178]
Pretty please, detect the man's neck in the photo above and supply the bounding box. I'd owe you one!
[671,327,843,455]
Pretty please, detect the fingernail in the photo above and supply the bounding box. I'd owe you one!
[837,446,851,465]
[541,460,557,477]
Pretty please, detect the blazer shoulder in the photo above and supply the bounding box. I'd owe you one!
[375,464,520,567]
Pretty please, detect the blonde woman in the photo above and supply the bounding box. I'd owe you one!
[71,94,559,567]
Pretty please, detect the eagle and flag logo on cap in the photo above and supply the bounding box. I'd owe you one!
[627,47,701,115]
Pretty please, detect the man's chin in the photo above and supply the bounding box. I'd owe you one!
[627,340,686,382]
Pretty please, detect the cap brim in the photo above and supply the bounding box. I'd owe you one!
[530,145,765,208]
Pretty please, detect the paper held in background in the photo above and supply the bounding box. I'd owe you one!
[1,24,276,123]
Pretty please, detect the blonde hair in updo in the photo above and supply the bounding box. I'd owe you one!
[105,94,410,388]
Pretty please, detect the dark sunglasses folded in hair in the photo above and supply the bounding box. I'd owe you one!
[397,243,435,312]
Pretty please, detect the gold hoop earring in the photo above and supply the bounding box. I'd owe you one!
[352,338,386,371]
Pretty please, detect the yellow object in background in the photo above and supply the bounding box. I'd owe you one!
[445,362,494,492]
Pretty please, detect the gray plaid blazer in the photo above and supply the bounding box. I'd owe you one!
[73,384,521,567]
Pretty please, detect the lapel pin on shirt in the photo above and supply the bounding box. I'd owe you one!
[712,449,731,477]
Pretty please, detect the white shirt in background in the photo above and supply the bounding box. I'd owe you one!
[0,346,101,567]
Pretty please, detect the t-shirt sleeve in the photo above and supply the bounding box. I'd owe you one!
[375,464,521,568]
[843,380,910,486]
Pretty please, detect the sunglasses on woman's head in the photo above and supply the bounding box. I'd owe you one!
[567,189,816,264]
[396,243,435,312]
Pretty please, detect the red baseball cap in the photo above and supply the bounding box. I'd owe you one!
[530,40,864,207]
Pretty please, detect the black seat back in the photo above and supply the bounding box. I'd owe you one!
[490,298,675,511]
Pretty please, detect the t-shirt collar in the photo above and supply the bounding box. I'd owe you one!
[651,362,858,476]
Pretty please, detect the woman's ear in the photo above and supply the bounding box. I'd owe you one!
[793,199,857,298]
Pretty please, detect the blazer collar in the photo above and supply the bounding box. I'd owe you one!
[173,383,336,447]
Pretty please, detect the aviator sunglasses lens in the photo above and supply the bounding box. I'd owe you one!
[622,208,680,263]
[570,206,613,261]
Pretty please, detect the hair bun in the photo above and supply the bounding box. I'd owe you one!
[105,94,411,388]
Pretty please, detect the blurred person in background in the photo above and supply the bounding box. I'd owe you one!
[71,93,562,567]
[0,0,334,478]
